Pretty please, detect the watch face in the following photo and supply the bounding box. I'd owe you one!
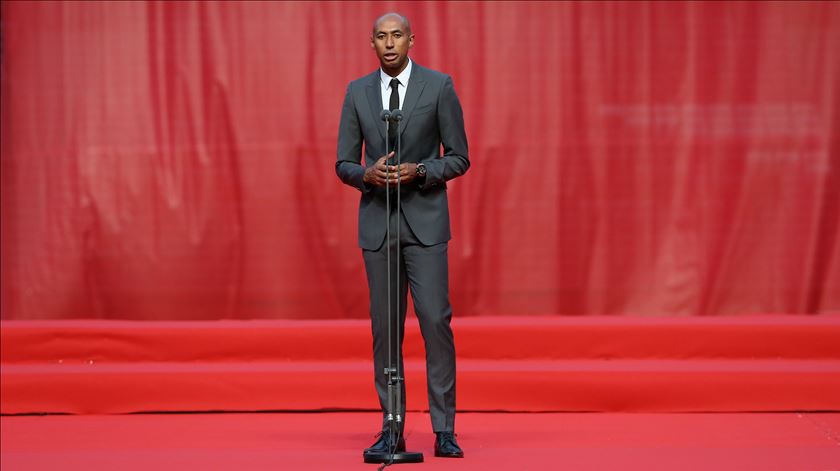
[417,164,426,176]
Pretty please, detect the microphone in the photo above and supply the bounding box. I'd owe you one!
[390,110,403,122]
[381,109,393,160]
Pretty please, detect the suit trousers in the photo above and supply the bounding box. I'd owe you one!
[362,204,456,433]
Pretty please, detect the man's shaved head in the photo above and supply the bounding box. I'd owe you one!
[370,12,414,76]
[372,12,412,36]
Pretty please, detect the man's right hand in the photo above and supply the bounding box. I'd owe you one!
[363,152,398,187]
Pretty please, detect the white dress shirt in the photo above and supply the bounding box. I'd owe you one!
[380,59,412,110]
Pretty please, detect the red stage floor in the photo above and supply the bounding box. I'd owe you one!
[2,412,839,470]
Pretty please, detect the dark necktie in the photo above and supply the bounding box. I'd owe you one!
[388,78,400,147]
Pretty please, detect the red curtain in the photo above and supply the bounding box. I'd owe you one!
[2,1,838,320]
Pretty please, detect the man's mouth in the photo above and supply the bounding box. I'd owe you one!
[383,53,398,61]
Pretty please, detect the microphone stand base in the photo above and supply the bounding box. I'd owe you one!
[363,451,424,464]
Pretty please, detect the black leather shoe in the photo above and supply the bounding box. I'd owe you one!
[363,431,406,455]
[434,431,464,458]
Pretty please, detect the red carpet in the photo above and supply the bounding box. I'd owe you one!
[2,412,839,470]
[2,316,839,414]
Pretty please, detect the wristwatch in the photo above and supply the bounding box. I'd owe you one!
[416,163,427,178]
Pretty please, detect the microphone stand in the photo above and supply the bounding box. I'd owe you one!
[364,110,423,466]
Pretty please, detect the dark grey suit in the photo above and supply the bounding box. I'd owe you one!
[336,63,469,432]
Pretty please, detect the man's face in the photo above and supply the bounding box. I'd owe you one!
[371,15,414,76]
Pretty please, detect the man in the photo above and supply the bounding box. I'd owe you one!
[335,12,469,459]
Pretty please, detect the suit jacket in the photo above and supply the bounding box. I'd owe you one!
[336,63,470,250]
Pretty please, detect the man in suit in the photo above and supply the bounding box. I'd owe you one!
[335,12,469,459]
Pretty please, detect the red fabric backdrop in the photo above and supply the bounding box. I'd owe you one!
[2,1,838,320]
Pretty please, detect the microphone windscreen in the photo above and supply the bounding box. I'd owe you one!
[380,109,392,121]
[391,110,403,121]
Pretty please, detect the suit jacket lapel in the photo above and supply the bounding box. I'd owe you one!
[365,72,385,141]
[400,65,426,137]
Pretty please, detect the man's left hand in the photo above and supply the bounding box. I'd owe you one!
[395,163,420,184]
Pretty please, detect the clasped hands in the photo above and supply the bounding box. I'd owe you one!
[363,152,419,187]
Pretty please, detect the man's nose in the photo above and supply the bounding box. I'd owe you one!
[386,36,394,48]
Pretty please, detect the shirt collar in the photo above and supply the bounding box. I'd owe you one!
[380,58,413,90]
